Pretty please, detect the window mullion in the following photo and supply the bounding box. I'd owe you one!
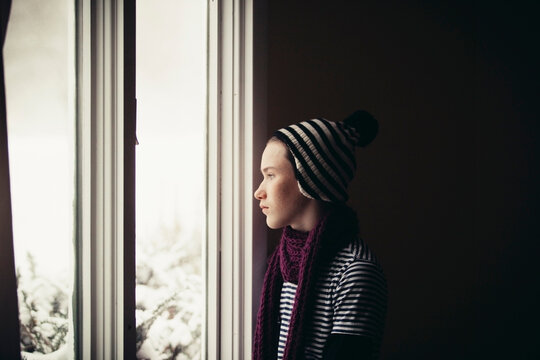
[76,0,92,357]
[207,0,266,359]
[206,0,220,358]
[77,0,124,358]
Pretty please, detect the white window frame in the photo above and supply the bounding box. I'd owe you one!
[76,0,266,358]
[207,0,267,358]
[76,0,126,358]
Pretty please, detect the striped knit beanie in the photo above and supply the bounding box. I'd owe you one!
[273,110,378,202]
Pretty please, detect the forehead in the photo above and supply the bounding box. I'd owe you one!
[261,141,291,170]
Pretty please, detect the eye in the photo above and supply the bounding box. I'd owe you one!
[267,173,275,180]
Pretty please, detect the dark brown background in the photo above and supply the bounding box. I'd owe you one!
[262,0,540,358]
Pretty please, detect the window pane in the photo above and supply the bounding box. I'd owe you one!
[135,1,207,359]
[4,0,76,358]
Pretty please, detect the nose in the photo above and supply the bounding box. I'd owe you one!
[254,182,265,200]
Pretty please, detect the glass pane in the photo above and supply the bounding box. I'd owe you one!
[135,1,207,359]
[3,0,76,359]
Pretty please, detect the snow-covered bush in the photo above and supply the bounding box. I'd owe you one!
[17,253,71,358]
[15,219,202,360]
[136,220,202,360]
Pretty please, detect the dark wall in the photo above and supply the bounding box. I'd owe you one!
[265,0,540,358]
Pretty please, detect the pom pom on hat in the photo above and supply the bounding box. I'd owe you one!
[274,110,378,202]
[343,110,379,147]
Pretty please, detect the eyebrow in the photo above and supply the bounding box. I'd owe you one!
[261,166,277,173]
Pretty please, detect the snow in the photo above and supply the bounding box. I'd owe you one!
[22,345,71,360]
[135,220,203,359]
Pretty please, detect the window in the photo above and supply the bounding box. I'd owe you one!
[135,0,206,358]
[2,0,267,358]
[4,0,76,357]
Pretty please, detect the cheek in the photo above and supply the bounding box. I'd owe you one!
[273,179,301,206]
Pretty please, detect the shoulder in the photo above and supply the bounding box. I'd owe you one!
[331,238,387,300]
[318,237,387,296]
[332,237,385,277]
[349,237,383,265]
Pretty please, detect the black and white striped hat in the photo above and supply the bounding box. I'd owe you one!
[274,110,378,202]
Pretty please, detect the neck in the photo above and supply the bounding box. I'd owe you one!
[290,200,327,232]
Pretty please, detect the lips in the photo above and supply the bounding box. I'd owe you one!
[260,204,269,213]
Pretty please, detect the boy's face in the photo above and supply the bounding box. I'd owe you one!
[254,141,311,230]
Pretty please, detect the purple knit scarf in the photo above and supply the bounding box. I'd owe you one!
[279,226,308,283]
[253,205,358,360]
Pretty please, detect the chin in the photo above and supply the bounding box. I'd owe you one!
[266,217,285,230]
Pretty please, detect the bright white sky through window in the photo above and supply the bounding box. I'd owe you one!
[4,0,76,357]
[135,0,207,358]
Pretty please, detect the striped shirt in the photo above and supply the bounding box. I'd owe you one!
[277,238,387,360]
